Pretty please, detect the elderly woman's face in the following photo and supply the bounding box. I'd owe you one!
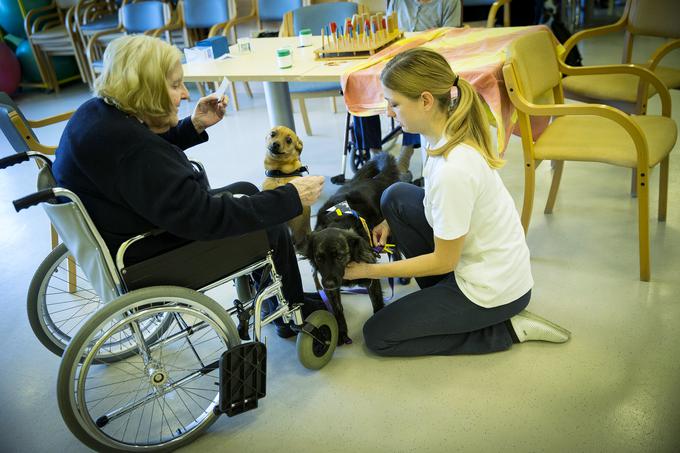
[166,62,189,127]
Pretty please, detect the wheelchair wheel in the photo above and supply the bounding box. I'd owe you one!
[27,244,171,361]
[349,147,371,173]
[27,243,103,356]
[57,286,240,452]
[296,310,338,370]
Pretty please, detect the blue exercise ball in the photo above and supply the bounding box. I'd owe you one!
[0,0,54,39]
[15,39,79,84]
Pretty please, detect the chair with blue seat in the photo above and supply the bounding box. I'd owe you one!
[256,0,302,31]
[279,1,367,136]
[179,0,253,111]
[85,0,181,83]
[21,0,91,92]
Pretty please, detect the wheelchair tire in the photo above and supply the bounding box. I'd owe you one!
[27,243,103,357]
[349,147,371,173]
[296,310,338,370]
[27,244,172,362]
[57,286,240,452]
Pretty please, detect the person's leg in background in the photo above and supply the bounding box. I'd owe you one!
[353,115,383,157]
[397,132,421,182]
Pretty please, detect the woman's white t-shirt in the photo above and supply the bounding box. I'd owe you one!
[422,140,533,308]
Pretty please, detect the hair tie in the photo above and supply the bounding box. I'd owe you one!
[449,75,460,113]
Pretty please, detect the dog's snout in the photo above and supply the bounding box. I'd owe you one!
[268,141,284,155]
[321,276,341,290]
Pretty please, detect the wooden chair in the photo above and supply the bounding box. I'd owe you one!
[21,0,90,92]
[0,92,77,289]
[279,1,368,135]
[178,0,252,111]
[85,0,181,83]
[561,0,680,114]
[463,0,512,28]
[502,29,677,281]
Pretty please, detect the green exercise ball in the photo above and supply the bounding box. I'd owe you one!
[16,39,79,84]
[0,0,52,39]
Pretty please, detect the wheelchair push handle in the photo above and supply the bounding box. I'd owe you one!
[13,189,56,212]
[0,153,30,170]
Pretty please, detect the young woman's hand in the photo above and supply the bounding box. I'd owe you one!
[372,220,391,246]
[191,94,227,133]
[344,262,368,280]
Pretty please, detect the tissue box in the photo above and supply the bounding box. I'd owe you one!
[197,36,229,59]
[183,46,213,63]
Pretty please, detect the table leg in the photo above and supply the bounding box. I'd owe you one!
[263,81,295,131]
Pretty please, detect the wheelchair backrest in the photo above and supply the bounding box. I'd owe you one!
[38,166,122,304]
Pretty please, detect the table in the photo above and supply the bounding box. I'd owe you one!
[182,36,359,132]
[341,26,554,152]
[183,27,552,152]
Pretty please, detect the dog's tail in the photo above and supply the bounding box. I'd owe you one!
[352,152,399,183]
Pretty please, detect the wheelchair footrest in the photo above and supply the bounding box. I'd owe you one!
[217,342,267,417]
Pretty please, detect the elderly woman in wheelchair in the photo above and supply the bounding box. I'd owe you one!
[0,34,338,452]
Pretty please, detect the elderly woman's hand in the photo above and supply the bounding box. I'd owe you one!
[191,94,227,133]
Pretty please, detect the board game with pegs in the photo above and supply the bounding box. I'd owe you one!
[314,12,403,60]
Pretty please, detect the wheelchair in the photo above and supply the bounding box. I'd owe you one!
[1,151,339,451]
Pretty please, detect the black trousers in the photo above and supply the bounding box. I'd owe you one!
[362,183,530,356]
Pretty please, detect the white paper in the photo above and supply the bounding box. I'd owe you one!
[214,77,228,99]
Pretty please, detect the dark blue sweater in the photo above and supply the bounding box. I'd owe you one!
[53,97,302,260]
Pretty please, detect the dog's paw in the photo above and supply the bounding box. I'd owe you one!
[338,332,353,345]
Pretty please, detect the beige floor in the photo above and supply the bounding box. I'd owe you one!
[0,32,679,452]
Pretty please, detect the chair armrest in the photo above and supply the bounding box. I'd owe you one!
[25,2,58,35]
[30,11,60,34]
[559,62,672,117]
[147,21,182,38]
[503,62,650,168]
[646,38,680,71]
[487,0,511,28]
[28,110,74,128]
[86,25,123,57]
[561,19,626,63]
[8,111,58,155]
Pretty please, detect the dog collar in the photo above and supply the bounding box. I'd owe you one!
[326,201,394,255]
[264,166,309,178]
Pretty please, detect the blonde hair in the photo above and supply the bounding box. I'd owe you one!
[380,48,504,169]
[94,35,182,126]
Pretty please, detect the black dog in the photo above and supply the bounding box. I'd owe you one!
[304,153,399,345]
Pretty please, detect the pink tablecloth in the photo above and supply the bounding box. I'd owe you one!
[341,26,555,152]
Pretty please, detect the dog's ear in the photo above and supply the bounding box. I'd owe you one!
[301,233,314,261]
[295,135,303,154]
[346,231,375,263]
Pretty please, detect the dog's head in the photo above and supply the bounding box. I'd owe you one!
[304,228,375,290]
[266,126,303,162]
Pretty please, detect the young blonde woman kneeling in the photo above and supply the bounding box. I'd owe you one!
[344,48,570,356]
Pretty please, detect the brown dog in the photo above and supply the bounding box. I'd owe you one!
[262,126,311,253]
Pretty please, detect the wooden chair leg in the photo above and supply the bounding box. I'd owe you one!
[298,98,312,135]
[521,161,536,234]
[244,82,253,98]
[195,81,206,97]
[637,169,650,281]
[50,224,59,249]
[544,160,564,214]
[230,82,240,111]
[68,255,77,293]
[630,167,637,198]
[330,96,337,113]
[658,156,669,221]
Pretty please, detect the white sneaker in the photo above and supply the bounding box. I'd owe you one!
[510,310,571,343]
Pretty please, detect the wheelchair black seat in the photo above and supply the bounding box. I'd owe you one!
[121,229,270,291]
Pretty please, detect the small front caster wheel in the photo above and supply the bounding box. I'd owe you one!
[296,310,338,370]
